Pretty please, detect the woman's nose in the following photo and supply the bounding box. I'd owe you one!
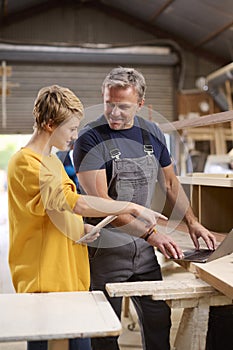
[73,130,78,139]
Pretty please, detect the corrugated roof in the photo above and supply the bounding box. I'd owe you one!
[0,0,232,64]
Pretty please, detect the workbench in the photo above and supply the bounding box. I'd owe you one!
[106,224,233,350]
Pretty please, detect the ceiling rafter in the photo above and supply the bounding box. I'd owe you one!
[1,0,8,17]
[92,0,225,64]
[0,0,83,27]
[0,0,53,27]
[194,20,233,48]
[148,0,175,23]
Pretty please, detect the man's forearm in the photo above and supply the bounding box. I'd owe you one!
[166,178,198,227]
[109,213,152,238]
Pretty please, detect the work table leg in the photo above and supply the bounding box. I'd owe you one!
[173,298,210,350]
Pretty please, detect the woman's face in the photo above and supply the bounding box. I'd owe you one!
[51,116,80,151]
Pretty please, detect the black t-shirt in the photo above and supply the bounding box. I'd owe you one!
[74,115,171,184]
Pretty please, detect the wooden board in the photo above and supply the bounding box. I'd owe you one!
[106,278,220,300]
[160,110,233,133]
[179,174,233,187]
[194,254,233,300]
[0,291,121,342]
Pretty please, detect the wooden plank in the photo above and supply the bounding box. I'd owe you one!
[0,291,122,342]
[170,295,231,309]
[106,279,220,300]
[194,254,233,300]
[160,110,233,133]
[179,175,233,187]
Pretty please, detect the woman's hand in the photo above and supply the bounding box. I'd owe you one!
[135,206,168,228]
[79,224,100,244]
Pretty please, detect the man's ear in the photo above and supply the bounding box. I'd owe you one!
[138,99,145,110]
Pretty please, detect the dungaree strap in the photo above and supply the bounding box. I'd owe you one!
[137,117,154,156]
[89,116,153,159]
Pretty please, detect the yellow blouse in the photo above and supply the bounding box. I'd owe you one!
[7,148,89,293]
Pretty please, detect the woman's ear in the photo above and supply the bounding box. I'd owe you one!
[44,119,55,133]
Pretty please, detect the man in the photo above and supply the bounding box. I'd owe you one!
[57,141,81,193]
[73,67,216,350]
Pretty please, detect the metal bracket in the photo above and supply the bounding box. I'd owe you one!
[110,149,121,159]
[144,145,154,156]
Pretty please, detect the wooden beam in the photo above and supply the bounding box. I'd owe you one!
[0,0,77,27]
[194,20,233,48]
[225,80,233,110]
[160,110,233,133]
[106,279,220,299]
[1,0,8,18]
[148,0,175,22]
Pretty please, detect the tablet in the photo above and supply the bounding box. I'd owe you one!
[75,215,117,243]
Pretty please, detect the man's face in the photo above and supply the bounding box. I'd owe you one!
[103,86,143,130]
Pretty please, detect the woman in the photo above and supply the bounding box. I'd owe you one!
[7,85,166,350]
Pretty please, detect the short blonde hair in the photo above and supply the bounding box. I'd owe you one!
[33,85,83,131]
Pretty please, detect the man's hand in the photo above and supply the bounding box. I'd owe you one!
[147,230,184,259]
[187,221,216,250]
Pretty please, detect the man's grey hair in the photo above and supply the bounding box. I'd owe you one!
[102,67,146,101]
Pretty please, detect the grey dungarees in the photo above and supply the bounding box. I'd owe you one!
[89,119,171,350]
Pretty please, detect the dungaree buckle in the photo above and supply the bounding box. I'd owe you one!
[144,145,154,156]
[110,149,121,159]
